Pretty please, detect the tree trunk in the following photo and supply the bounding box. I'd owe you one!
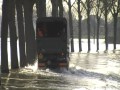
[68,0,74,52]
[58,0,63,17]
[1,0,9,73]
[78,0,82,52]
[104,11,108,51]
[87,0,91,52]
[36,0,46,18]
[96,0,101,52]
[8,0,19,69]
[15,0,26,67]
[113,14,117,50]
[51,0,58,17]
[104,0,108,52]
[96,16,100,51]
[23,0,36,65]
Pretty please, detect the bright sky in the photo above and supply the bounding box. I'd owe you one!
[0,0,79,16]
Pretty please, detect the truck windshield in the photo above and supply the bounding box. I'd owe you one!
[37,22,66,38]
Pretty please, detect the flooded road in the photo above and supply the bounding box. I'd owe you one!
[1,53,120,90]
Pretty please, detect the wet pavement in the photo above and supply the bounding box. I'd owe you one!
[1,53,120,90]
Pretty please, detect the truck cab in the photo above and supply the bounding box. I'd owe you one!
[36,17,69,69]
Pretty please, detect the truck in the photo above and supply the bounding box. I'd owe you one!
[36,17,69,69]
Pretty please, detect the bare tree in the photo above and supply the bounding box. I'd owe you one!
[15,0,26,67]
[51,0,58,17]
[78,0,82,52]
[1,0,9,73]
[82,0,94,52]
[86,0,91,52]
[110,0,120,50]
[51,0,63,17]
[36,0,46,18]
[104,0,108,51]
[101,0,111,51]
[23,0,36,65]
[68,0,74,52]
[58,0,63,17]
[95,0,104,51]
[8,0,19,69]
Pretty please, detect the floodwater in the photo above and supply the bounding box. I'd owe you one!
[1,53,120,90]
[0,38,120,90]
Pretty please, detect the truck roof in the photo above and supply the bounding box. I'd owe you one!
[37,17,67,24]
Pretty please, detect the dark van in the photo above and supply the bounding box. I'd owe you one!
[36,17,69,69]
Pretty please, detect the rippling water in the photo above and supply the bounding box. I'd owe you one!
[1,53,120,90]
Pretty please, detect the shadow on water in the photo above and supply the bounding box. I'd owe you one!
[67,68,120,82]
[1,69,71,90]
[1,67,120,90]
[1,53,120,90]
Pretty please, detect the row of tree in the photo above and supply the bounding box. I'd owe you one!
[1,0,65,73]
[76,0,120,52]
[1,0,120,73]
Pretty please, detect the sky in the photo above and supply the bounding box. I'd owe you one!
[0,0,78,17]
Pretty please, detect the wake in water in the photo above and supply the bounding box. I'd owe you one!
[1,64,120,90]
[19,64,120,83]
[1,53,120,90]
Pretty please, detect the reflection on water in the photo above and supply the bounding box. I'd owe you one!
[1,53,120,90]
